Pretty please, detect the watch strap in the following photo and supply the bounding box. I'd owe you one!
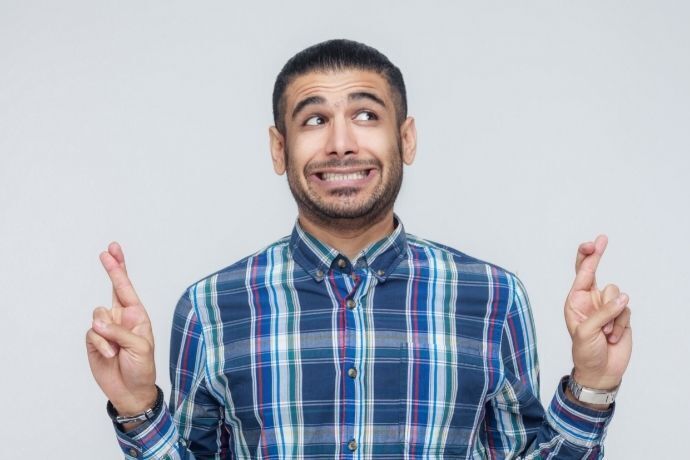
[567,371,619,405]
[107,386,164,425]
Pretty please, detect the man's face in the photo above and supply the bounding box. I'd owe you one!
[269,69,416,228]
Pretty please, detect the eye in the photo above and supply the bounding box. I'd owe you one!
[354,111,378,121]
[304,115,326,126]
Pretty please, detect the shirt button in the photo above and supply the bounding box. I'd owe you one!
[346,299,356,310]
[347,439,358,451]
[127,448,139,457]
[347,367,358,378]
[376,269,385,277]
[337,258,347,269]
[315,269,324,280]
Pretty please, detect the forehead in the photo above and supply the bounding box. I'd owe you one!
[284,69,393,108]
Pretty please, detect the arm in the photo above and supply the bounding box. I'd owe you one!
[484,235,632,459]
[114,291,228,459]
[86,243,227,459]
[483,275,613,459]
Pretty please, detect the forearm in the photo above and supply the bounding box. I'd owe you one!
[493,276,614,458]
[115,403,196,460]
[114,291,225,459]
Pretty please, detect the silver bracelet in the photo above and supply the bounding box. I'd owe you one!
[106,386,164,425]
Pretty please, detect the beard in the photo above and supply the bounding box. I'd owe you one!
[285,143,403,230]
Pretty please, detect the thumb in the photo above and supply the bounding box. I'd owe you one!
[578,293,628,339]
[93,319,151,352]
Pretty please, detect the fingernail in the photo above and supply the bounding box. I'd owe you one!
[104,344,116,358]
[617,294,628,306]
[94,320,107,330]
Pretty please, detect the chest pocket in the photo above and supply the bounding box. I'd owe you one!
[399,342,491,457]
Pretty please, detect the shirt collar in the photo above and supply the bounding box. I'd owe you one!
[289,215,408,283]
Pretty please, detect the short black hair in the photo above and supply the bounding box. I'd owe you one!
[272,39,407,134]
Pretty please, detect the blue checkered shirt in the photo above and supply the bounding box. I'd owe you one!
[114,218,613,459]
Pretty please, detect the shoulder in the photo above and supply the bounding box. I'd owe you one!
[179,235,292,307]
[405,234,519,281]
[403,233,529,306]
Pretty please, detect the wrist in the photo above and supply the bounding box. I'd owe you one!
[108,385,163,430]
[111,385,159,416]
[571,368,621,391]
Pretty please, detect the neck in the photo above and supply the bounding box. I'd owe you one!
[297,210,396,261]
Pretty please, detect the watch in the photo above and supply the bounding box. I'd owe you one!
[107,386,164,425]
[567,371,619,405]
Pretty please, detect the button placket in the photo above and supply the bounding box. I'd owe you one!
[342,265,367,452]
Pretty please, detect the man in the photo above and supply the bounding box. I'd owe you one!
[87,39,632,459]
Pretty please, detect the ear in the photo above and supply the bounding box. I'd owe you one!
[269,126,286,175]
[400,116,417,165]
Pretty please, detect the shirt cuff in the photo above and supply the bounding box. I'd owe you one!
[114,404,181,459]
[545,375,615,449]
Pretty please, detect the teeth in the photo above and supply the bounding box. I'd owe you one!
[322,171,368,181]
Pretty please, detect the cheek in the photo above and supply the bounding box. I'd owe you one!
[355,125,399,152]
[357,135,401,170]
[286,149,320,185]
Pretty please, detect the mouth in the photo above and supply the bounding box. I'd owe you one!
[309,167,378,189]
[317,169,371,181]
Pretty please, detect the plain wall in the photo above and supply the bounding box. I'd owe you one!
[1,1,688,457]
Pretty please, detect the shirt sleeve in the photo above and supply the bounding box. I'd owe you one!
[113,290,228,459]
[482,274,615,459]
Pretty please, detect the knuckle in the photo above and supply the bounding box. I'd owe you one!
[601,284,619,301]
[574,326,588,343]
[92,306,110,320]
[603,283,618,292]
[85,328,99,343]
[140,340,153,354]
[604,296,619,308]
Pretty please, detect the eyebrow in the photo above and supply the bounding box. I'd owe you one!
[291,96,326,120]
[291,91,387,120]
[348,91,386,108]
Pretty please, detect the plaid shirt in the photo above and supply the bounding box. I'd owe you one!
[115,218,613,459]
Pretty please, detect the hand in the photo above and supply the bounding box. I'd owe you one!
[86,242,157,417]
[564,235,632,391]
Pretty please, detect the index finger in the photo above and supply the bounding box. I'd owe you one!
[571,234,608,292]
[100,250,141,308]
[108,241,128,275]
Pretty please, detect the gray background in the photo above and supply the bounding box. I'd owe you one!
[1,1,688,458]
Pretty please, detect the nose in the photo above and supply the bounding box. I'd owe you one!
[325,117,358,157]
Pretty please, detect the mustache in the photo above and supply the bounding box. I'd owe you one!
[304,158,381,174]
